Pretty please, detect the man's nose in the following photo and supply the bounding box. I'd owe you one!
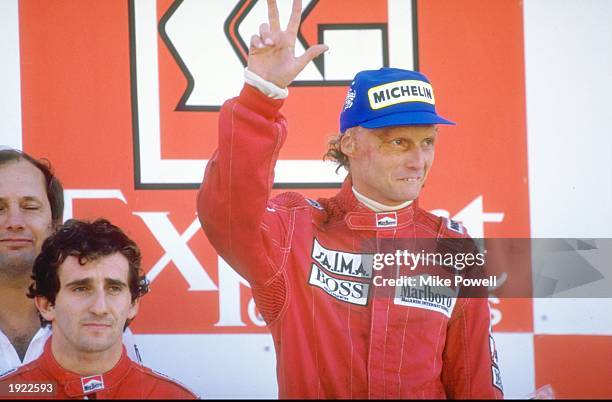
[403,146,426,169]
[89,288,109,315]
[4,205,26,231]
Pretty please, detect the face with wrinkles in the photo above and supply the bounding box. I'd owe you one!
[341,125,437,205]
[0,160,53,277]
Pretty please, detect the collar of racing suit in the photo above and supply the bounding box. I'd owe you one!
[351,186,413,212]
[317,176,421,231]
[38,335,132,398]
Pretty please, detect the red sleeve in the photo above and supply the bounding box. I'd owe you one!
[441,296,504,399]
[197,84,289,287]
[147,381,199,399]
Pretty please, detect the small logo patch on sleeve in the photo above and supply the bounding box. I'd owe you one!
[306,198,324,210]
[446,218,464,234]
[343,88,356,111]
[491,365,504,392]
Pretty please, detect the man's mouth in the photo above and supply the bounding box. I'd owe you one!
[0,238,33,246]
[398,177,421,182]
[82,323,113,328]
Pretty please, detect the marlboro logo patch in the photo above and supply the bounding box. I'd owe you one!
[376,212,398,228]
[81,375,105,394]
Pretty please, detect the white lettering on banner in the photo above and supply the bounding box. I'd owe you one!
[130,0,415,186]
[311,239,373,278]
[248,299,266,328]
[133,213,217,291]
[63,189,127,222]
[215,257,265,327]
[61,191,266,328]
[430,195,505,238]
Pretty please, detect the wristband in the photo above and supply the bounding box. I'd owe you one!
[244,68,289,99]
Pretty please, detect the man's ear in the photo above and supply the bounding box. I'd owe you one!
[35,296,55,323]
[339,129,358,157]
[127,297,140,320]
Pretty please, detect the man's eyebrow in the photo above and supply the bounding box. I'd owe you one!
[0,196,43,203]
[105,278,128,288]
[21,196,43,202]
[0,196,44,204]
[65,278,94,288]
[375,129,396,140]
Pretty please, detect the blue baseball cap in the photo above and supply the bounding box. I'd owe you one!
[339,67,454,132]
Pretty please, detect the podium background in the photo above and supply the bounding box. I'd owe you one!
[1,0,611,398]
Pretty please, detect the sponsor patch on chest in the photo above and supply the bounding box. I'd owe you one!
[308,264,370,306]
[376,212,397,228]
[393,275,457,317]
[311,239,373,278]
[81,375,105,394]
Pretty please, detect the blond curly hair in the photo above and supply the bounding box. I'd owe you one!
[323,133,349,172]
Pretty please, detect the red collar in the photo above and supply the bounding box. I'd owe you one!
[319,176,419,230]
[39,336,132,398]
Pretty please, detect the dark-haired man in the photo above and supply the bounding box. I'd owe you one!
[198,0,502,398]
[0,149,141,374]
[0,219,197,399]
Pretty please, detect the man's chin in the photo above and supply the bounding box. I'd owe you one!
[391,182,423,198]
[76,339,119,354]
[0,251,37,276]
[389,190,421,204]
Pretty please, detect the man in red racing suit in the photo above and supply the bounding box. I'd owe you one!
[198,0,503,398]
[0,339,197,399]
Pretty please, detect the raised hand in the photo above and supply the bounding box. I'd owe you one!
[248,0,328,88]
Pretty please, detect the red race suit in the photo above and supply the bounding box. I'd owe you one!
[198,84,504,399]
[0,337,197,399]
